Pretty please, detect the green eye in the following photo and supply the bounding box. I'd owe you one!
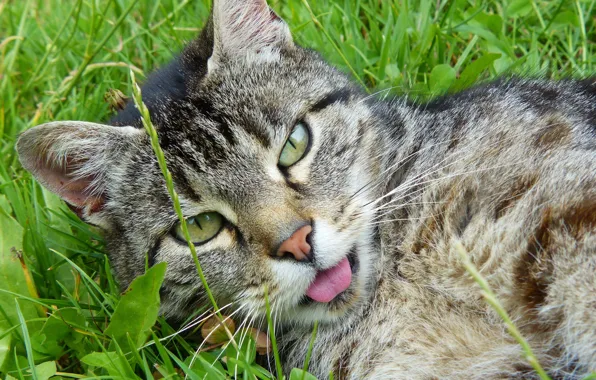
[173,212,224,244]
[278,122,310,168]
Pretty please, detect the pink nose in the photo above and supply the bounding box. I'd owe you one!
[277,225,312,262]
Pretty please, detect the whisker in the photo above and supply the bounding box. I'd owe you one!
[349,119,559,207]
[138,302,237,351]
[234,306,259,373]
[367,200,445,224]
[348,134,458,201]
[356,86,402,105]
[169,302,235,341]
[387,160,520,207]
[368,161,521,218]
[348,125,507,201]
[351,160,521,234]
[187,303,249,372]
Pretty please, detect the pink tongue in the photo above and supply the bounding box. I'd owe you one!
[306,257,352,303]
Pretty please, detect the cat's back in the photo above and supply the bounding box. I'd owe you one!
[379,77,596,377]
[396,77,596,265]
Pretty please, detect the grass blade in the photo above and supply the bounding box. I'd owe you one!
[264,287,283,380]
[455,241,551,380]
[14,299,37,380]
[301,320,318,380]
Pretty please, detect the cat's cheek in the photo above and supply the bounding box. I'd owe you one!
[269,260,315,306]
[154,234,237,284]
[352,232,377,295]
[311,220,359,268]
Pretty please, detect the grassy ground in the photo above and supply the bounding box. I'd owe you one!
[1,0,595,378]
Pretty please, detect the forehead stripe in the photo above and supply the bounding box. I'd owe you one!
[193,96,237,146]
[311,88,352,113]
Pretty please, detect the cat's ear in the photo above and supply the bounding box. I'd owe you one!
[208,0,294,72]
[16,121,144,222]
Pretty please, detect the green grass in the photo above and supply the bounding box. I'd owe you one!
[0,0,595,378]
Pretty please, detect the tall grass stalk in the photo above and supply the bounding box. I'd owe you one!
[264,287,283,380]
[454,241,551,380]
[129,70,238,348]
[14,299,37,380]
[302,320,319,379]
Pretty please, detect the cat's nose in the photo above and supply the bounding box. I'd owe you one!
[276,225,312,262]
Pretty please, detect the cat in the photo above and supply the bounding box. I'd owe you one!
[16,0,596,378]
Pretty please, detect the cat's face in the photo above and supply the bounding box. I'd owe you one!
[156,57,382,324]
[17,0,384,325]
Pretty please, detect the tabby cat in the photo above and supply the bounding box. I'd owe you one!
[16,0,596,378]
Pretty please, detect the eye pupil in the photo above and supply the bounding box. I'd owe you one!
[173,212,223,245]
[278,122,310,168]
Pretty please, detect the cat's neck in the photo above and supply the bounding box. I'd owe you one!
[372,96,454,188]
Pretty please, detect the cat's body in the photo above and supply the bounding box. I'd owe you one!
[16,0,596,378]
[282,79,596,378]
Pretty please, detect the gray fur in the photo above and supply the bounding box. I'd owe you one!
[16,0,596,378]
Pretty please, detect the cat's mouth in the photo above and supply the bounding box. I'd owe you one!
[302,247,359,304]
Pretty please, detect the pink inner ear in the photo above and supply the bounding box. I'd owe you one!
[216,0,289,54]
[36,157,104,213]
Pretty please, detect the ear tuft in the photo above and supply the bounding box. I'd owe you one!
[16,121,144,220]
[209,0,294,71]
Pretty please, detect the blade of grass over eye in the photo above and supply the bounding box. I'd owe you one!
[2,0,596,377]
[301,320,318,379]
[455,241,551,380]
[129,70,237,348]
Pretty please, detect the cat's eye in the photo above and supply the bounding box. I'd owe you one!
[278,122,310,168]
[173,212,224,244]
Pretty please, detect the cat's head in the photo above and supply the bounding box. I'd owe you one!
[16,0,385,325]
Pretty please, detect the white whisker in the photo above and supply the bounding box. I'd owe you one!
[187,303,249,374]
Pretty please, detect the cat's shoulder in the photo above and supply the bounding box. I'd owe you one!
[419,76,596,114]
